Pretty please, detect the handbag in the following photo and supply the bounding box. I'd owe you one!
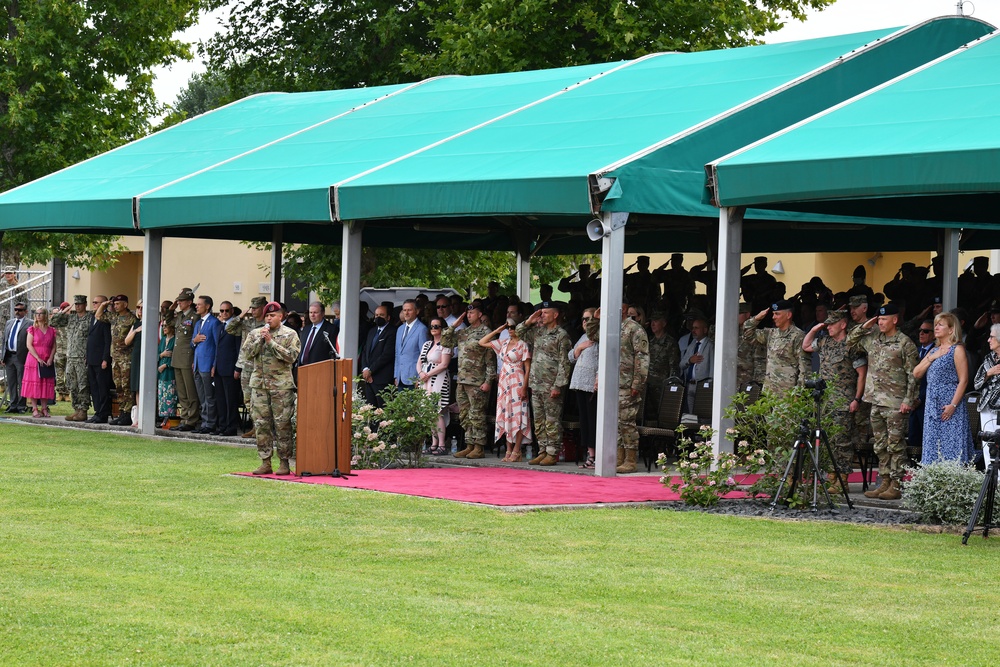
[38,363,56,379]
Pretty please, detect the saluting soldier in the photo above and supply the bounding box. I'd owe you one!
[803,309,867,494]
[516,301,572,466]
[244,301,300,476]
[743,299,810,394]
[166,288,201,431]
[96,294,137,425]
[445,302,497,460]
[50,302,69,402]
[228,296,268,438]
[736,303,766,388]
[50,295,93,421]
[847,303,918,500]
[586,303,649,473]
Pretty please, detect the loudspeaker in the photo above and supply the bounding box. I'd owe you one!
[586,218,610,241]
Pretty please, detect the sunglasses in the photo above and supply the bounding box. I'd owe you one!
[919,329,933,334]
[506,325,516,330]
[429,324,442,330]
[14,307,25,312]
[219,308,232,313]
[436,305,449,310]
[581,317,592,322]
[92,300,101,304]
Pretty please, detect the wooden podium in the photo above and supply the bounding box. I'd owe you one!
[295,358,353,476]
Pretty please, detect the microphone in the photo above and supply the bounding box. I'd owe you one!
[322,331,341,359]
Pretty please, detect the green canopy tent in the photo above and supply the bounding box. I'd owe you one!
[0,17,991,474]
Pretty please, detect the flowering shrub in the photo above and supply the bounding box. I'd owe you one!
[350,381,439,469]
[659,427,739,507]
[903,461,984,525]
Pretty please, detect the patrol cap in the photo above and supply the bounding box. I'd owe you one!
[824,310,847,325]
[249,296,268,308]
[900,262,916,271]
[1,266,15,274]
[771,300,794,312]
[671,253,683,261]
[848,295,867,307]
[650,309,668,321]
[176,288,195,301]
[878,303,900,316]
[262,301,283,315]
[754,256,767,262]
[73,295,88,305]
[684,308,707,321]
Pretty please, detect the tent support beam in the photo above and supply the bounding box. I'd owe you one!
[515,234,531,301]
[139,230,163,435]
[942,229,959,311]
[340,221,363,372]
[271,225,283,302]
[595,212,627,478]
[712,206,744,458]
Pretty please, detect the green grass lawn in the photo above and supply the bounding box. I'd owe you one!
[3,421,1000,666]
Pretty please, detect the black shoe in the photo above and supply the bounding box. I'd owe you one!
[111,414,129,426]
[194,426,211,434]
[222,428,238,437]
[85,415,99,423]
[4,405,17,414]
[176,424,195,432]
[91,416,108,424]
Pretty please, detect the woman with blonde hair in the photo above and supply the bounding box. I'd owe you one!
[913,311,973,464]
[22,307,57,418]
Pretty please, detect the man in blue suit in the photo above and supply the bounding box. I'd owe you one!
[214,301,243,436]
[192,295,220,434]
[394,299,429,390]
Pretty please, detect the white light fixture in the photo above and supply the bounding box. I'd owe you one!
[771,260,785,275]
[71,270,81,280]
[867,252,882,268]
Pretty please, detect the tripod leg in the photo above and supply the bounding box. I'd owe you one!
[819,429,853,510]
[984,468,997,539]
[770,440,805,510]
[963,463,994,544]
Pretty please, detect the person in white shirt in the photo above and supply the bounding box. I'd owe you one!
[679,317,713,413]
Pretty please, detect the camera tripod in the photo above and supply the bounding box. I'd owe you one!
[770,390,854,512]
[963,440,998,544]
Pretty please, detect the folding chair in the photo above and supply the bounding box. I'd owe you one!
[637,380,685,471]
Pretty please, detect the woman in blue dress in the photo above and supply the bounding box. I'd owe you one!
[913,312,973,464]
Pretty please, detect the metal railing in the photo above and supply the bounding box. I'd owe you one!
[1,270,54,320]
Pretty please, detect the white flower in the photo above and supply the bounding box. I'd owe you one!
[407,416,415,422]
[367,432,377,441]
[374,408,384,415]
[689,452,698,459]
[738,440,749,448]
[708,480,716,486]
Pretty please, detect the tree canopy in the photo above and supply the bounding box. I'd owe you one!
[0,0,202,269]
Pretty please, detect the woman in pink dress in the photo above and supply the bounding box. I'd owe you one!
[480,318,533,462]
[417,317,453,455]
[22,307,58,418]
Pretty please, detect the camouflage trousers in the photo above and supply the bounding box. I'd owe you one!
[870,404,908,481]
[457,383,489,447]
[852,400,872,451]
[828,408,856,474]
[240,367,255,414]
[251,387,296,461]
[65,357,90,411]
[531,390,564,456]
[55,352,67,396]
[618,389,641,451]
[111,354,133,412]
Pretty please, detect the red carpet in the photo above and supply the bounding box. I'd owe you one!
[232,467,750,506]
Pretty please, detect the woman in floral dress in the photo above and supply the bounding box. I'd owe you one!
[157,322,178,427]
[480,318,533,462]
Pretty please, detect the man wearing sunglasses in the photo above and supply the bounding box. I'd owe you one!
[907,319,936,451]
[3,300,28,412]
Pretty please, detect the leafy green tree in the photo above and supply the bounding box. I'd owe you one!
[0,0,202,269]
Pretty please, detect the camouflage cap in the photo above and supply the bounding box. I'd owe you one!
[824,310,847,325]
[1,266,15,274]
[249,296,268,308]
[73,294,88,305]
[176,288,195,301]
[848,295,867,307]
[650,309,668,321]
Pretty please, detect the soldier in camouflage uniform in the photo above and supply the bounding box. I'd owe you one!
[646,309,680,420]
[245,301,300,476]
[846,295,873,459]
[736,304,766,388]
[228,296,267,438]
[50,295,92,421]
[445,302,496,460]
[803,309,867,494]
[96,294,137,425]
[743,299,810,395]
[847,302,918,500]
[51,303,69,400]
[516,301,571,466]
[166,288,201,431]
[586,303,649,473]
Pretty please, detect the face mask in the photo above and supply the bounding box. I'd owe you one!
[373,316,387,328]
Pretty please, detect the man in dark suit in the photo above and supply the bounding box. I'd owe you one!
[297,302,339,370]
[85,295,113,423]
[3,302,28,412]
[213,302,243,436]
[360,303,396,408]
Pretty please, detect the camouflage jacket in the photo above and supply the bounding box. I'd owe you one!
[737,335,766,388]
[847,326,918,409]
[586,316,649,392]
[244,324,300,390]
[648,332,680,383]
[100,308,137,356]
[813,335,866,406]
[229,316,266,372]
[516,321,571,393]
[743,318,810,394]
[443,322,496,386]
[49,310,92,359]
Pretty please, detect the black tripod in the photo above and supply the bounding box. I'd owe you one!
[770,384,854,512]
[963,439,998,544]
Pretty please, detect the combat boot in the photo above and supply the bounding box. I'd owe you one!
[617,446,625,467]
[252,459,273,475]
[275,459,291,476]
[864,477,890,499]
[242,427,256,439]
[528,451,548,465]
[538,453,559,466]
[66,409,87,422]
[826,473,844,495]
[878,479,902,500]
[466,445,485,459]
[453,444,474,458]
[616,449,638,474]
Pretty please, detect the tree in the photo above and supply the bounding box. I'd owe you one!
[0,0,202,269]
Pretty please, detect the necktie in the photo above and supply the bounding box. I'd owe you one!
[302,325,317,361]
[400,323,411,348]
[372,327,382,351]
[919,345,929,360]
[7,319,18,352]
[687,340,701,381]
